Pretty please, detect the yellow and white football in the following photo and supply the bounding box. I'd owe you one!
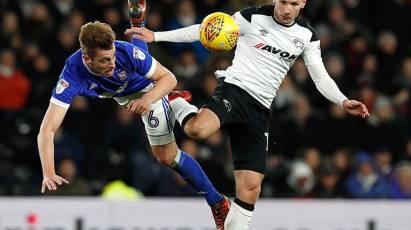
[199,12,240,52]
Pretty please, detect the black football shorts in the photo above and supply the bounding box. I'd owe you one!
[203,78,270,174]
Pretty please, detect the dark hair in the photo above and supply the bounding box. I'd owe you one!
[79,21,116,57]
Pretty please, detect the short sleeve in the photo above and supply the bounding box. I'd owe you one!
[233,10,253,35]
[298,18,322,66]
[131,46,157,79]
[236,5,273,34]
[51,65,80,108]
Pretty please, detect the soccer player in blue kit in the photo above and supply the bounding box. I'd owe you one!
[37,1,230,228]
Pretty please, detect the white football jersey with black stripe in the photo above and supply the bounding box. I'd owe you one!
[215,5,321,109]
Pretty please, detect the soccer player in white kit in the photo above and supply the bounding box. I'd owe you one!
[126,0,370,229]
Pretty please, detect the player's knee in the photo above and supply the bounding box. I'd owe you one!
[184,120,209,140]
[238,180,261,195]
[236,174,263,201]
[152,144,177,166]
[154,152,174,166]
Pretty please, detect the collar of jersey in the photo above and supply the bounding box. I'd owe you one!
[272,15,296,28]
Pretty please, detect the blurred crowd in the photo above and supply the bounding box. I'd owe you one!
[1,0,411,199]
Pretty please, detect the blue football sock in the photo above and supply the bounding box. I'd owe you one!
[172,149,223,205]
[131,37,148,52]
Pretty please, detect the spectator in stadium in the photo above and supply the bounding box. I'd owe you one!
[49,27,79,75]
[313,162,341,198]
[400,138,411,162]
[0,11,23,50]
[331,148,352,195]
[0,49,31,112]
[391,57,411,115]
[25,53,55,109]
[376,31,403,94]
[278,94,327,157]
[324,103,358,152]
[67,10,86,32]
[302,147,322,176]
[362,95,408,154]
[373,147,393,178]
[25,2,54,49]
[283,161,315,198]
[48,157,92,196]
[272,76,299,111]
[172,48,202,89]
[390,161,411,199]
[345,152,391,198]
[54,126,85,174]
[165,0,209,62]
[324,53,348,93]
[356,54,379,89]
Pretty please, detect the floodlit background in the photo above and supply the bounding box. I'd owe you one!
[1,0,411,229]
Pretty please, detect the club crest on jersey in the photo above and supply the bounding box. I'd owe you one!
[259,29,268,36]
[133,47,146,60]
[254,43,297,62]
[116,69,127,81]
[56,79,69,94]
[293,38,304,50]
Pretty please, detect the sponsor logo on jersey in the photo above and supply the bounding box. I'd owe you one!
[254,43,297,62]
[89,83,98,90]
[293,38,304,50]
[133,47,146,60]
[116,69,127,81]
[56,79,69,94]
[259,29,268,36]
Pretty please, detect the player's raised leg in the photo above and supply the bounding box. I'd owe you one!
[168,91,221,140]
[128,0,146,28]
[143,97,230,229]
[128,0,148,52]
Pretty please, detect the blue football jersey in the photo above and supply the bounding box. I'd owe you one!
[51,40,157,108]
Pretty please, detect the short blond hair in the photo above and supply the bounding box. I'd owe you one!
[79,21,116,57]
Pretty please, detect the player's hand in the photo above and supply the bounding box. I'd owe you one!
[41,174,69,193]
[127,97,153,116]
[342,99,370,118]
[125,27,155,43]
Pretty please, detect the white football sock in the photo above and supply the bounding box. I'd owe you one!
[169,97,198,125]
[224,202,254,230]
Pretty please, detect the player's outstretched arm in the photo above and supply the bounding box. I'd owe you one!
[125,27,155,43]
[37,102,70,193]
[127,61,177,115]
[303,40,369,118]
[306,62,369,118]
[125,24,200,43]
